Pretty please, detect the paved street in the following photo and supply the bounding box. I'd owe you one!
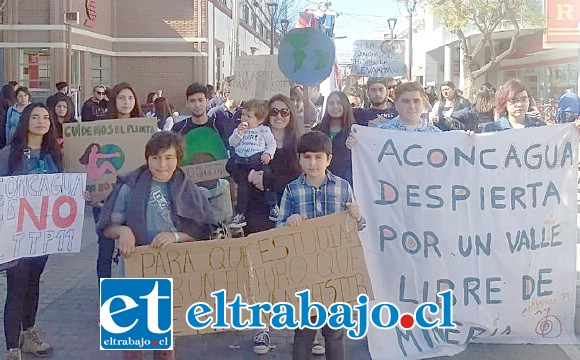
[0,205,578,360]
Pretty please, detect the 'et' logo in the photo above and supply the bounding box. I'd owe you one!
[100,278,173,350]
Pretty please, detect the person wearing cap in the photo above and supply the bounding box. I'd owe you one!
[556,85,580,123]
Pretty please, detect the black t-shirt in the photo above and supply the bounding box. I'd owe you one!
[354,101,398,126]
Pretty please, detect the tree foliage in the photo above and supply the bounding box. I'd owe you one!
[424,0,544,93]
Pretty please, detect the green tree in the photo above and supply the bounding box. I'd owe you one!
[425,0,543,95]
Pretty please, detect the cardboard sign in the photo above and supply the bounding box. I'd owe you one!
[0,173,86,264]
[125,237,251,336]
[352,124,578,359]
[245,212,373,312]
[125,212,373,336]
[182,159,229,183]
[62,118,157,202]
[352,40,406,77]
[230,55,291,101]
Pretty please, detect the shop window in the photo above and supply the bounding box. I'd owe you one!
[90,54,111,89]
[19,48,51,93]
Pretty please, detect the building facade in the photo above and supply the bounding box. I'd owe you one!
[421,0,580,102]
[0,0,274,112]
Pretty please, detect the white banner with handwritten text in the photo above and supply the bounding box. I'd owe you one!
[0,173,86,264]
[352,124,578,359]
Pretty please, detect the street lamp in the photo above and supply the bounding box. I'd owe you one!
[280,19,290,35]
[406,0,417,80]
[387,17,397,39]
[267,2,278,55]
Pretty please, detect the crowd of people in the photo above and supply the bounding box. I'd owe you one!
[0,74,578,360]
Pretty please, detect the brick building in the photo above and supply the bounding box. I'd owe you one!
[0,0,274,113]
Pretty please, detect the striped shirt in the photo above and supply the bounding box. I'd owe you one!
[276,171,355,227]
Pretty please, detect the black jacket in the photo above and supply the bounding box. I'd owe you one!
[81,99,109,121]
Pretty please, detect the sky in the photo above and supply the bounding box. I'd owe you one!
[324,0,406,63]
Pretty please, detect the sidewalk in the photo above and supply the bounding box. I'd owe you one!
[0,209,577,360]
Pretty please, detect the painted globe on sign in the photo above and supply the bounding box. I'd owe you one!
[277,28,336,86]
[98,144,125,171]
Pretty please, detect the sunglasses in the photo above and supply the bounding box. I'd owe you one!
[269,108,290,117]
[96,91,106,95]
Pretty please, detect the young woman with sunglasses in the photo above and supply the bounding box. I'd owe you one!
[245,94,302,234]
[245,94,302,355]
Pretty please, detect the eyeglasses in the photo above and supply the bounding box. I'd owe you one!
[96,91,105,95]
[387,85,396,90]
[269,108,290,117]
[507,97,529,105]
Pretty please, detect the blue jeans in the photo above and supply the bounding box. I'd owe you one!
[293,325,345,360]
[93,207,115,287]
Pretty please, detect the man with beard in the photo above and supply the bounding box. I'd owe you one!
[354,77,398,126]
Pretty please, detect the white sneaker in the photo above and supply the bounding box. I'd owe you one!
[252,330,271,355]
[312,329,325,355]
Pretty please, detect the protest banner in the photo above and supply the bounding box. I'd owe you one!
[351,124,578,359]
[181,159,228,183]
[62,118,157,202]
[0,173,86,265]
[124,212,373,336]
[230,55,291,100]
[352,40,406,77]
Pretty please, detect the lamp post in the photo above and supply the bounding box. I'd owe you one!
[387,17,397,39]
[267,2,278,55]
[406,0,417,80]
[280,19,290,36]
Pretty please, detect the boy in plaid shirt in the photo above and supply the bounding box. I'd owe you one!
[276,131,365,360]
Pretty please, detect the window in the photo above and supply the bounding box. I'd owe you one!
[243,5,249,23]
[90,54,111,89]
[19,48,50,101]
[252,12,257,30]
